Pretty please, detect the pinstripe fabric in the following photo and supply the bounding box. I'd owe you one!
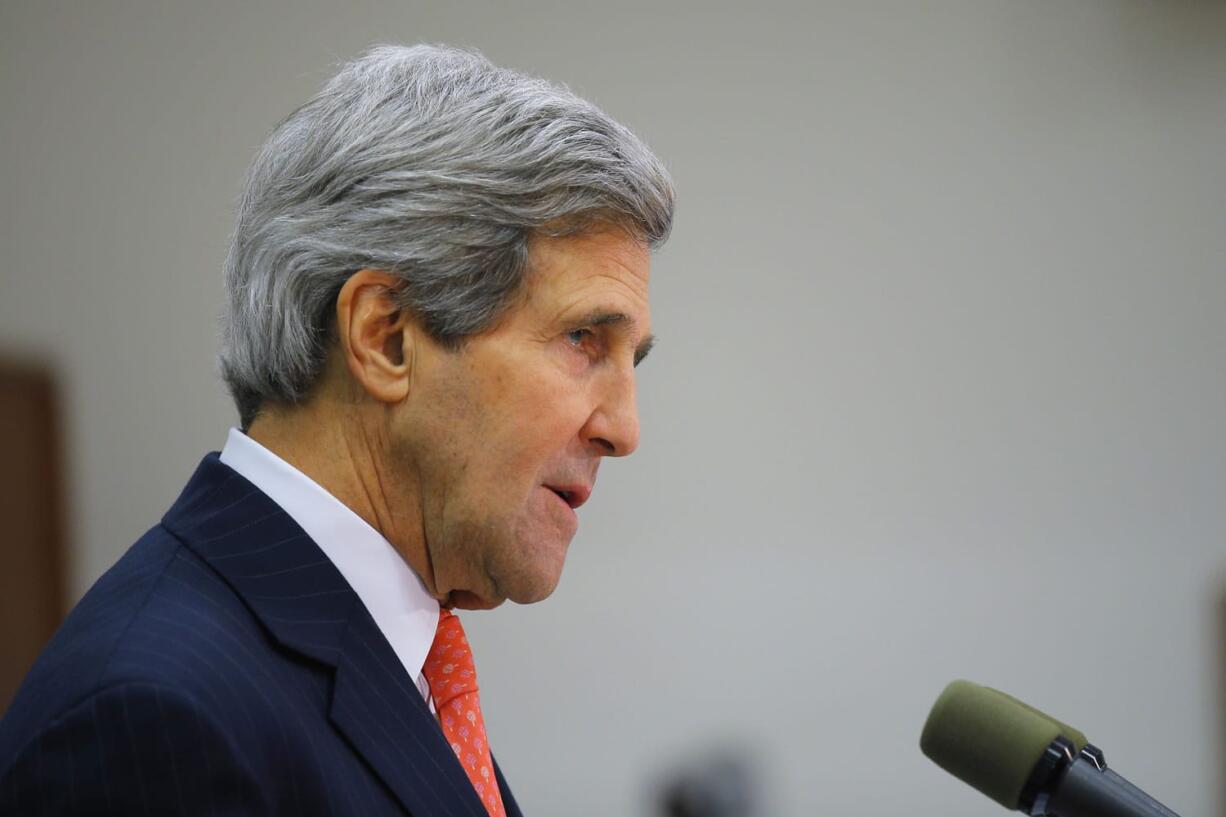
[0,453,526,817]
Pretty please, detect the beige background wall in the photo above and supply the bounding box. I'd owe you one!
[3,2,1224,814]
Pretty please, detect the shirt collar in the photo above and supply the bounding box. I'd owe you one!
[219,427,439,685]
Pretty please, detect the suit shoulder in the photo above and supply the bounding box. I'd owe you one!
[0,524,263,759]
[0,679,268,816]
[101,531,282,697]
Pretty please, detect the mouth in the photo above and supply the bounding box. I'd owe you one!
[545,484,591,510]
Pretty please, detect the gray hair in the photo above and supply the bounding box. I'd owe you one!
[219,44,674,429]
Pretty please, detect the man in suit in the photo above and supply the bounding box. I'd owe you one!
[0,43,673,815]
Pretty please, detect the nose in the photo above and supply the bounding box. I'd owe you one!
[583,365,640,457]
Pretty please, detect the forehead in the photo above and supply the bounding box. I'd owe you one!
[519,228,652,319]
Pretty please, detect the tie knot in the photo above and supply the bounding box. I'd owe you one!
[423,608,478,709]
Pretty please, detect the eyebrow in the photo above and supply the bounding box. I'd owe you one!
[567,309,656,366]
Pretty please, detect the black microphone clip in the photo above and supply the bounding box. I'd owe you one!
[1021,737,1177,817]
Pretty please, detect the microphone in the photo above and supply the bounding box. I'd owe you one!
[920,680,1182,817]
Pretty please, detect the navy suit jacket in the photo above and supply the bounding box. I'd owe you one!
[0,453,525,816]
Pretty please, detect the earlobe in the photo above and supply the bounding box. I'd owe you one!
[335,269,412,404]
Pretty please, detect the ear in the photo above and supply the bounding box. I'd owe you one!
[335,269,413,404]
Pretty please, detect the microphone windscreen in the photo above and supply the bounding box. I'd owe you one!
[920,680,1089,810]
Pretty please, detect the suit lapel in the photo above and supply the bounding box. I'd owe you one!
[330,612,490,817]
[163,453,491,817]
[493,756,524,817]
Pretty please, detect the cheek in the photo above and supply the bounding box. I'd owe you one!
[440,346,596,497]
[484,390,591,472]
[505,415,584,486]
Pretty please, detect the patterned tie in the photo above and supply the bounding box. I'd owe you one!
[423,608,507,817]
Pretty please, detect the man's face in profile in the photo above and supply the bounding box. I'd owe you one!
[396,227,654,610]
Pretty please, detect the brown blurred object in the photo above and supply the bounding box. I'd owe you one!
[0,361,66,715]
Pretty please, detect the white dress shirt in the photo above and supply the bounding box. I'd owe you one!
[220,428,439,708]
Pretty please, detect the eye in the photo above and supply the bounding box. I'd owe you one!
[566,328,593,347]
[562,327,603,363]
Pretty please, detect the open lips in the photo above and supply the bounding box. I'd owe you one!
[545,484,591,509]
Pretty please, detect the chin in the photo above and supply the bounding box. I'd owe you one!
[505,577,560,605]
[447,590,506,611]
[495,553,567,605]
[446,573,556,610]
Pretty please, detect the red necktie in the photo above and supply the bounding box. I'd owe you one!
[423,609,508,817]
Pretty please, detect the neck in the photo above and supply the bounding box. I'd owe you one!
[245,397,437,599]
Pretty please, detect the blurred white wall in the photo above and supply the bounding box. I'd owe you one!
[3,1,1224,814]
